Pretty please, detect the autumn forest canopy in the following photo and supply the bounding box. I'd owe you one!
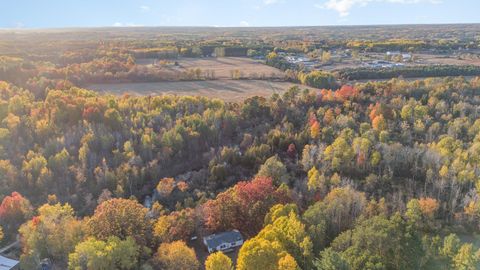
[1,26,480,270]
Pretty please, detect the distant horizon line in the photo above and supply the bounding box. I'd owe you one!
[1,22,480,31]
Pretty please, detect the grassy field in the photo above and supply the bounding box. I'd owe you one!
[179,57,284,79]
[420,53,480,66]
[87,80,314,102]
[137,57,285,80]
[89,57,306,102]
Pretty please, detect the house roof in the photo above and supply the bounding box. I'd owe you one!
[203,230,243,249]
[0,255,19,270]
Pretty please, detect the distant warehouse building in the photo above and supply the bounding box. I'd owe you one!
[203,230,244,253]
[0,255,19,270]
[386,51,412,62]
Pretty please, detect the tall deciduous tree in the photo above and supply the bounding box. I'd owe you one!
[154,241,199,270]
[278,254,300,270]
[153,208,195,243]
[19,203,85,269]
[237,205,311,270]
[453,243,480,270]
[68,236,139,270]
[315,248,349,270]
[331,214,424,270]
[87,198,152,247]
[205,252,233,270]
[0,192,32,234]
[203,177,291,236]
[303,186,366,252]
[256,156,289,184]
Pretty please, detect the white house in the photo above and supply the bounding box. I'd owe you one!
[0,255,19,270]
[203,230,244,253]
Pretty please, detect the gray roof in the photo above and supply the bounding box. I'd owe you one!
[204,230,243,249]
[0,255,19,270]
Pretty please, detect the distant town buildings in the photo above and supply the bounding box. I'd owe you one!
[364,60,405,68]
[278,50,413,71]
[386,51,412,62]
[282,53,319,70]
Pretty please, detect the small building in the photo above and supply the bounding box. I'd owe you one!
[0,255,19,270]
[203,230,244,253]
[402,53,412,61]
[386,51,412,62]
[386,51,401,56]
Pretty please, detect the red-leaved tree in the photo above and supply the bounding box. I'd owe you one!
[203,177,291,236]
[0,192,32,233]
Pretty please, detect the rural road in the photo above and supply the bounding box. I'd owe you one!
[0,236,19,254]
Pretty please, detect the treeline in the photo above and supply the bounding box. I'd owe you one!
[131,45,269,59]
[346,39,428,52]
[266,52,297,70]
[0,54,234,92]
[1,47,284,90]
[131,47,180,59]
[337,65,480,80]
[297,70,338,89]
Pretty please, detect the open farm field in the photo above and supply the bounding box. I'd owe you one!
[137,57,285,79]
[87,79,313,102]
[420,53,480,66]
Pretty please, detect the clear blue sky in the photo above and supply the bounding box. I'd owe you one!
[1,0,479,28]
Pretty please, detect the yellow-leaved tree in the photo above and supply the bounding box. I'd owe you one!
[237,204,312,270]
[205,252,233,270]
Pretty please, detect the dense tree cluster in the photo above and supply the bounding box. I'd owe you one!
[2,70,480,268]
[337,65,480,80]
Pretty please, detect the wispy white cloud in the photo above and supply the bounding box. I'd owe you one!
[317,0,441,17]
[254,0,283,10]
[264,0,279,5]
[140,5,151,12]
[112,22,144,27]
[240,21,250,27]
